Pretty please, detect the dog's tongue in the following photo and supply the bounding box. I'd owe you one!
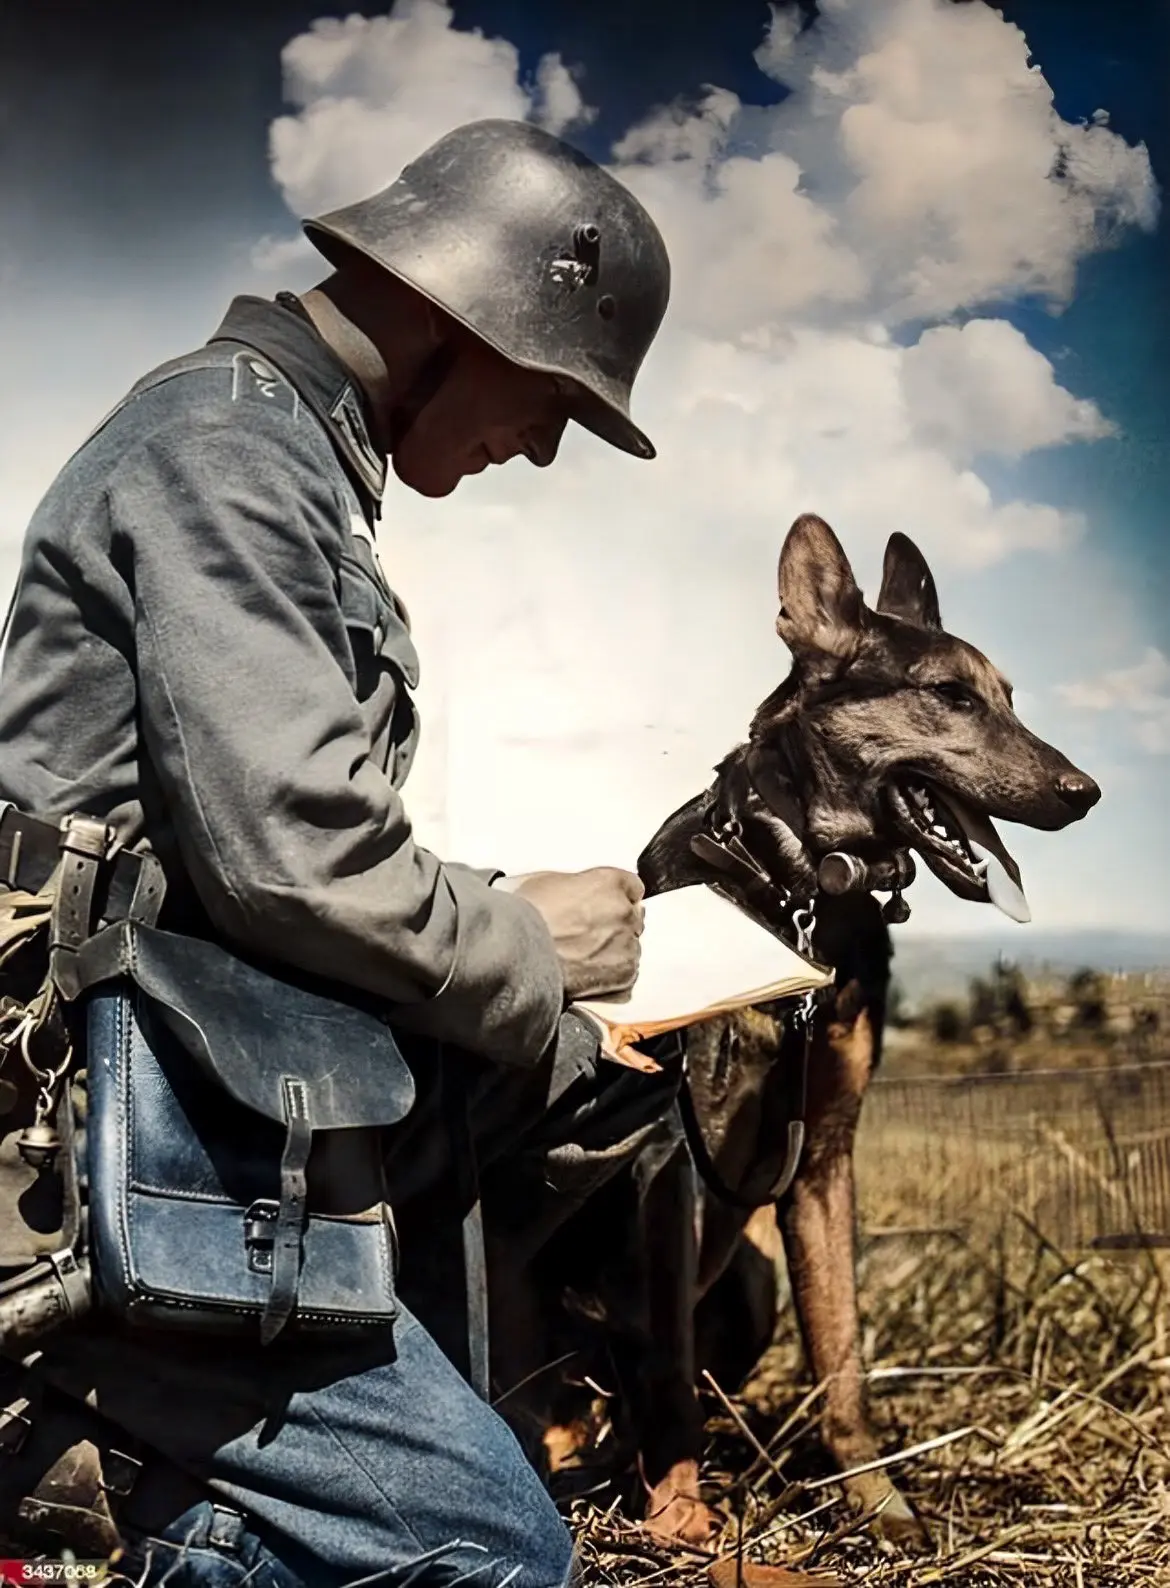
[943,794,1031,924]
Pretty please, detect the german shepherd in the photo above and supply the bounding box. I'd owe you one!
[493,514,1101,1546]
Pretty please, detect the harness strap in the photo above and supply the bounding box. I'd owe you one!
[687,746,823,955]
[0,1361,231,1561]
[0,807,167,1002]
[49,815,113,998]
[259,1077,313,1346]
[0,808,155,910]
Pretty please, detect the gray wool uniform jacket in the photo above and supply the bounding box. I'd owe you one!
[0,293,564,1065]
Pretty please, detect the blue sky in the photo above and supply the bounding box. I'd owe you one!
[1,0,1166,942]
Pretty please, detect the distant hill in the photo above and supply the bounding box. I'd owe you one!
[890,930,1170,1008]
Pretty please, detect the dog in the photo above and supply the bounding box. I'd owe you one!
[489,513,1101,1547]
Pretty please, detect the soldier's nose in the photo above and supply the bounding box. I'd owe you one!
[1056,770,1101,817]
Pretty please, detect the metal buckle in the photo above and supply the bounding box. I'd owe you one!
[791,904,817,958]
[56,813,112,861]
[244,1200,279,1275]
[208,1503,246,1553]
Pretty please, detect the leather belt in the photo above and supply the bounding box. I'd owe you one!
[0,804,155,926]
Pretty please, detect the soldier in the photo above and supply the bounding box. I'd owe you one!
[0,121,672,1585]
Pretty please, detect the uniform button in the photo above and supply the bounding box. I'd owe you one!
[373,624,384,650]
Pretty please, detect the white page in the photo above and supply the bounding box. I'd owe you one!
[574,884,831,1029]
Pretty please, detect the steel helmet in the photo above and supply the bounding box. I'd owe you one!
[302,119,670,460]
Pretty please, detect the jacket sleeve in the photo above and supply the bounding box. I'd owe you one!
[108,401,564,1065]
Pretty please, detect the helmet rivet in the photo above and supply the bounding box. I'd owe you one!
[576,223,601,248]
[597,294,616,320]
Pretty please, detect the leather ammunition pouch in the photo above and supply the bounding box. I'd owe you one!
[81,920,414,1341]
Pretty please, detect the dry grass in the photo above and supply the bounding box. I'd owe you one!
[568,1211,1170,1585]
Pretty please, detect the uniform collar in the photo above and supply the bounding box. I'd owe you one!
[207,294,388,518]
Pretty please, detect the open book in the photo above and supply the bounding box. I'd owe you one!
[572,884,834,1070]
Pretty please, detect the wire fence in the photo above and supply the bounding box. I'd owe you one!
[854,1058,1170,1253]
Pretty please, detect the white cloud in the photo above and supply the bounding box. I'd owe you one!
[1060,649,1170,755]
[267,0,595,220]
[753,0,1158,322]
[900,319,1116,464]
[250,233,316,275]
[531,53,596,137]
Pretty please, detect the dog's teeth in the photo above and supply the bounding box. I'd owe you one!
[931,823,948,837]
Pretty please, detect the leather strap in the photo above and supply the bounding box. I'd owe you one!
[49,815,113,998]
[259,1077,312,1345]
[0,807,163,932]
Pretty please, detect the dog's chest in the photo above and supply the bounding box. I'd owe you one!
[686,1007,793,1182]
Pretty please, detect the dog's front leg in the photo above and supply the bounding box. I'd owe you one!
[778,995,927,1544]
[627,1116,722,1547]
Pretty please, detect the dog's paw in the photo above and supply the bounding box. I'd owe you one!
[542,1420,594,1472]
[643,1460,721,1548]
[844,1473,930,1550]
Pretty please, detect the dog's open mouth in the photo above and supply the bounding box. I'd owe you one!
[887,780,1031,923]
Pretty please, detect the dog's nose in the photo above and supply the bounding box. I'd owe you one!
[1056,770,1101,815]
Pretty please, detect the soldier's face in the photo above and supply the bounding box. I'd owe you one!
[392,337,571,497]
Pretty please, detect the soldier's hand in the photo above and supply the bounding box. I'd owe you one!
[500,867,645,1003]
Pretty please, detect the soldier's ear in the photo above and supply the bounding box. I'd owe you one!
[775,514,864,668]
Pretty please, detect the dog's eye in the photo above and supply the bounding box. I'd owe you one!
[932,681,978,710]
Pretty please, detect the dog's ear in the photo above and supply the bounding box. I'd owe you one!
[776,514,864,666]
[876,532,942,630]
